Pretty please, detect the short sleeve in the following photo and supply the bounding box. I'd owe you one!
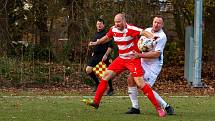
[130,26,143,37]
[154,34,167,52]
[106,27,114,38]
[131,30,141,37]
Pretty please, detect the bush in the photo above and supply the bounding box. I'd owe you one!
[80,72,94,86]
[50,75,64,84]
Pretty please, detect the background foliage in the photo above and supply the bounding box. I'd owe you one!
[0,0,214,88]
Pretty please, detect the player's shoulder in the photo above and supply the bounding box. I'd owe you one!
[127,24,143,31]
[159,30,167,39]
[127,24,140,28]
[108,26,115,30]
[107,26,116,33]
[145,27,152,32]
[154,29,166,38]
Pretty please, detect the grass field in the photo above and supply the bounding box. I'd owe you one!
[0,95,215,121]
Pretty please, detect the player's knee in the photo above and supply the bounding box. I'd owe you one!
[133,77,145,89]
[86,66,93,74]
[136,83,143,89]
[102,70,115,80]
[127,76,136,87]
[102,72,111,80]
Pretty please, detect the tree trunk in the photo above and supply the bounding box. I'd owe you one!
[172,3,184,41]
[205,7,215,62]
[35,1,50,48]
[67,0,83,62]
[0,0,13,55]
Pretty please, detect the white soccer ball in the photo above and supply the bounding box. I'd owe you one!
[137,36,156,52]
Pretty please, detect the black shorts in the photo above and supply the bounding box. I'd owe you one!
[87,53,111,67]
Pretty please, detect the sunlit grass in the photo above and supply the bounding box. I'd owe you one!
[0,96,214,121]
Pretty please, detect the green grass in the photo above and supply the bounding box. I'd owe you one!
[0,96,215,121]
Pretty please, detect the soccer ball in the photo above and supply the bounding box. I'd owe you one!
[137,36,156,52]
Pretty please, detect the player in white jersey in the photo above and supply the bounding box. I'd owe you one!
[126,16,175,115]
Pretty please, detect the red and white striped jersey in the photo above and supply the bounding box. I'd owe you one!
[107,24,143,59]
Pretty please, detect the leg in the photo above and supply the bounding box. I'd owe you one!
[126,74,140,114]
[86,54,102,89]
[83,57,127,109]
[86,66,99,87]
[134,76,166,117]
[145,71,175,115]
[134,76,160,109]
[94,70,116,103]
[152,90,175,115]
[152,90,168,109]
[127,74,174,115]
[125,58,164,116]
[106,80,114,96]
[104,58,114,96]
[125,59,162,112]
[92,57,125,106]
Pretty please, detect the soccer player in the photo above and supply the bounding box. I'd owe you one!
[83,13,166,117]
[86,18,114,96]
[125,16,175,115]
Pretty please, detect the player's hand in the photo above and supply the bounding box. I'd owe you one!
[152,35,159,41]
[130,51,142,58]
[88,41,97,46]
[102,54,107,61]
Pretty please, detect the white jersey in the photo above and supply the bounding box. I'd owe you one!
[141,27,167,86]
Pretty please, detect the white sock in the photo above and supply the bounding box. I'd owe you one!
[153,90,168,108]
[128,86,139,109]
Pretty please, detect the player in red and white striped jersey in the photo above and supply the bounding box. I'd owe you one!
[83,13,165,117]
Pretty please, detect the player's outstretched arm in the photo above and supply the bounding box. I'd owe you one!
[89,35,110,46]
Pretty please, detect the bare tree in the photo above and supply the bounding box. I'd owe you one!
[0,0,14,55]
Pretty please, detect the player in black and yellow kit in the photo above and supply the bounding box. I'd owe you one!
[86,18,114,96]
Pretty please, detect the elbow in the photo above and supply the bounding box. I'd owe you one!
[154,52,161,58]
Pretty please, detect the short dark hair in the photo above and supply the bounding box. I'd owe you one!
[97,18,105,24]
[153,15,164,22]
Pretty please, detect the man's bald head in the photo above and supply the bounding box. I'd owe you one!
[115,13,126,22]
[114,13,126,31]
